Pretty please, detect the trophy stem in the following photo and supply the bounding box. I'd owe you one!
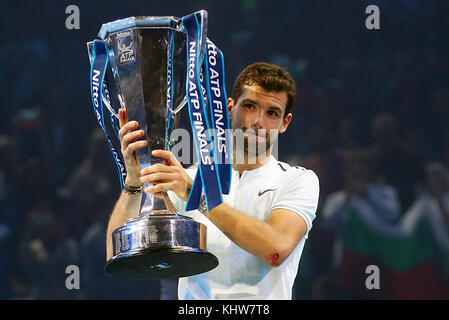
[152,196,168,212]
[139,191,171,216]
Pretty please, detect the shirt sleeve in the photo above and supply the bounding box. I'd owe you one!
[167,190,185,214]
[270,169,320,236]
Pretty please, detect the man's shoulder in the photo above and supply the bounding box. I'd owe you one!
[272,159,319,183]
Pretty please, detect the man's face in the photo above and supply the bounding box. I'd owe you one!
[228,85,292,158]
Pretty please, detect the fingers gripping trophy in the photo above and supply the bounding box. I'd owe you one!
[87,11,232,279]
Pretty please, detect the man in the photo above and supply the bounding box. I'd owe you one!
[107,62,319,299]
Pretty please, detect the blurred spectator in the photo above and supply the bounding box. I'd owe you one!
[418,163,449,281]
[322,151,400,270]
[65,128,118,239]
[0,38,49,134]
[414,162,449,234]
[16,202,80,299]
[369,111,415,209]
[318,151,400,298]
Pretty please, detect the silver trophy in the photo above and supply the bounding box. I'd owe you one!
[87,11,219,279]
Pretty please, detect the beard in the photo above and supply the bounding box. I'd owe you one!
[232,128,278,164]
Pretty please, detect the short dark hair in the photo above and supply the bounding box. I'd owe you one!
[232,62,297,117]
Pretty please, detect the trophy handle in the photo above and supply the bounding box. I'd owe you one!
[172,96,187,114]
[102,95,119,119]
[87,41,94,64]
[197,10,208,72]
[169,11,207,117]
[87,41,120,120]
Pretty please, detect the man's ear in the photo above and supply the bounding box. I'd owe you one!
[227,97,234,119]
[279,113,292,134]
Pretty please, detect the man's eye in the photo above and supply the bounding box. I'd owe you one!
[268,110,279,117]
[244,103,254,109]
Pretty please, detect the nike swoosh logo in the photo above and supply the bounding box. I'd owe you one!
[258,189,277,196]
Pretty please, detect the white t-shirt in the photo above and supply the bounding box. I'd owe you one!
[167,155,319,300]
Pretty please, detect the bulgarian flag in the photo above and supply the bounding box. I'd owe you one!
[340,194,449,299]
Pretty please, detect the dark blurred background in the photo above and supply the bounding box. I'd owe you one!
[0,0,448,299]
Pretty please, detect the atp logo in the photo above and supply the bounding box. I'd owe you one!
[116,31,136,64]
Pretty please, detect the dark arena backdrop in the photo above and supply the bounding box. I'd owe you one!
[0,0,448,300]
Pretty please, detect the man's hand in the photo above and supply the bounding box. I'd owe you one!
[118,108,147,187]
[140,150,193,201]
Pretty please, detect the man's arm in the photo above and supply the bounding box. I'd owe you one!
[106,191,142,261]
[141,150,318,267]
[105,108,147,261]
[206,204,308,267]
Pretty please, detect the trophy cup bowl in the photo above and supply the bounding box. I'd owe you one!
[88,13,219,279]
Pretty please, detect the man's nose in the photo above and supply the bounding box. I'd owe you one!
[250,110,264,129]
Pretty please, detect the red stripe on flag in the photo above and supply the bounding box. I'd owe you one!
[341,251,449,299]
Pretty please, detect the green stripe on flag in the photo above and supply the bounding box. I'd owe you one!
[342,209,447,273]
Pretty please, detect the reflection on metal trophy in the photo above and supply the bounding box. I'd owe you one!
[87,10,232,279]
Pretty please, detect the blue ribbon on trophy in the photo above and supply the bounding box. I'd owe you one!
[182,11,232,212]
[203,39,232,195]
[89,40,127,190]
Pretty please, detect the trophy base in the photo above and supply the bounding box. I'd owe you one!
[105,213,218,279]
[105,247,218,279]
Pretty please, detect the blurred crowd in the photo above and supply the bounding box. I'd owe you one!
[0,0,448,299]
